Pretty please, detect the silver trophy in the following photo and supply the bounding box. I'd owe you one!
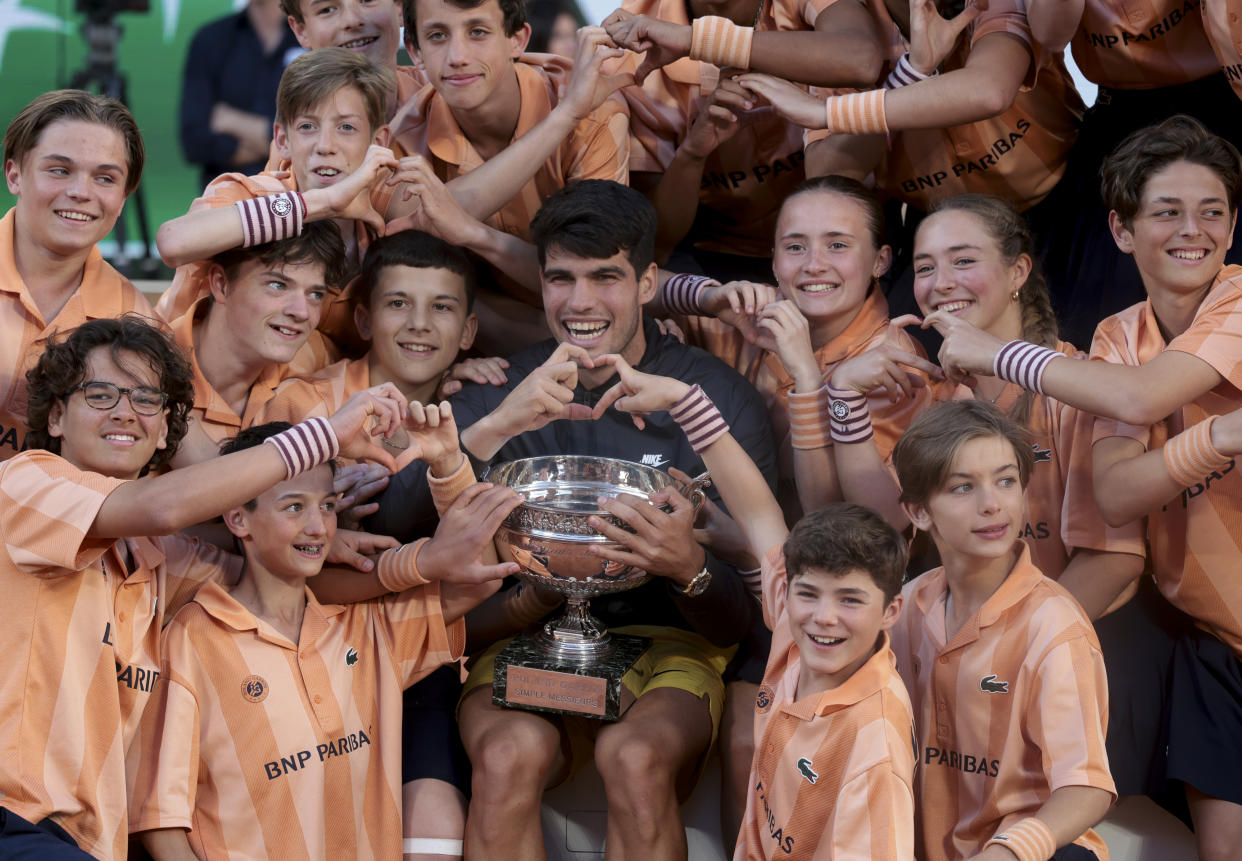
[485,455,710,719]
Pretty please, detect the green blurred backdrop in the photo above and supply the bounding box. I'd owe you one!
[1,0,240,270]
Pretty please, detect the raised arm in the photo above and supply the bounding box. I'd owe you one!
[736,27,1031,134]
[91,386,410,539]
[408,27,634,221]
[156,145,399,268]
[927,311,1226,426]
[604,2,884,88]
[591,355,788,561]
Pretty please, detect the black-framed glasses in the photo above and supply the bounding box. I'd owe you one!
[66,381,168,416]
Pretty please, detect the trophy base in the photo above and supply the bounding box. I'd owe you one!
[493,633,652,722]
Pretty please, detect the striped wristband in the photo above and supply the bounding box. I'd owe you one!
[827,384,873,444]
[1164,415,1231,487]
[262,417,340,480]
[993,341,1059,394]
[661,273,719,316]
[884,52,935,89]
[824,90,888,135]
[689,16,754,69]
[670,384,730,454]
[235,191,306,248]
[789,386,833,449]
[983,817,1057,861]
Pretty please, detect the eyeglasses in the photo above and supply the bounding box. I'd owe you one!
[67,381,168,416]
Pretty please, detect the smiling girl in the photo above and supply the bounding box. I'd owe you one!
[1,91,155,464]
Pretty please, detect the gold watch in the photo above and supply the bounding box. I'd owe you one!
[677,564,712,597]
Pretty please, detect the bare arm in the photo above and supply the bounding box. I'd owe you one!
[749,3,886,86]
[1056,548,1145,621]
[646,80,761,261]
[972,786,1113,861]
[1024,0,1085,52]
[1092,408,1242,526]
[604,4,884,88]
[591,356,788,561]
[382,157,542,297]
[140,829,198,861]
[156,145,398,268]
[91,387,409,539]
[928,312,1226,427]
[737,31,1033,132]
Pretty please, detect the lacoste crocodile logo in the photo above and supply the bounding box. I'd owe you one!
[797,757,818,784]
[980,674,1009,694]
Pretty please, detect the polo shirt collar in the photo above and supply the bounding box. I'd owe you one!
[172,297,288,426]
[782,633,898,721]
[914,543,1045,651]
[193,580,345,647]
[427,61,550,170]
[0,207,130,323]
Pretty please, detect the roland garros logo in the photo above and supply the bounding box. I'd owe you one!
[242,675,269,703]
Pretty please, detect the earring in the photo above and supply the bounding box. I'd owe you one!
[1011,289,1021,302]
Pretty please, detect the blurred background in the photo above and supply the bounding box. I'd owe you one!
[0,0,1096,271]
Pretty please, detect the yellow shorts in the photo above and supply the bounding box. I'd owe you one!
[463,626,735,780]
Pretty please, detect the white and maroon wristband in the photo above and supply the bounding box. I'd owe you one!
[669,384,729,454]
[263,417,340,480]
[993,340,1058,395]
[661,273,719,316]
[884,52,935,89]
[235,191,307,248]
[826,384,873,444]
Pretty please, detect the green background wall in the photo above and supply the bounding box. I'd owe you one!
[1,0,240,267]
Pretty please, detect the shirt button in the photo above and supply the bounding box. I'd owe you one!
[117,612,126,622]
[314,695,322,704]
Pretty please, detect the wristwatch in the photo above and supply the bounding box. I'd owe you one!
[677,564,712,597]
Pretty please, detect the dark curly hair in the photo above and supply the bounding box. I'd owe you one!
[25,316,194,474]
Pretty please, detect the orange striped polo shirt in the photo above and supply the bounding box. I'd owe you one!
[737,547,916,860]
[935,340,1144,580]
[0,450,239,860]
[890,545,1115,861]
[127,579,464,859]
[0,207,155,464]
[388,56,629,243]
[808,0,1083,212]
[682,290,932,519]
[260,356,372,426]
[1070,0,1218,88]
[1087,265,1242,657]
[1204,0,1242,98]
[612,0,816,258]
[151,170,392,364]
[168,297,292,457]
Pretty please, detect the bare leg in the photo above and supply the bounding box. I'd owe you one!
[1187,785,1242,861]
[594,687,714,861]
[719,680,757,851]
[458,686,569,861]
[403,778,467,861]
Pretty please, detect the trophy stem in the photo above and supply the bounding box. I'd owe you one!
[535,596,615,660]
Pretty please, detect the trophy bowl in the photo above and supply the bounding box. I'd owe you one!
[485,455,710,660]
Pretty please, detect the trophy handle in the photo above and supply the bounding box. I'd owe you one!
[682,471,712,511]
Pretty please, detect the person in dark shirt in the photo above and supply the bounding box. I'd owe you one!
[371,180,776,859]
[180,0,302,188]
